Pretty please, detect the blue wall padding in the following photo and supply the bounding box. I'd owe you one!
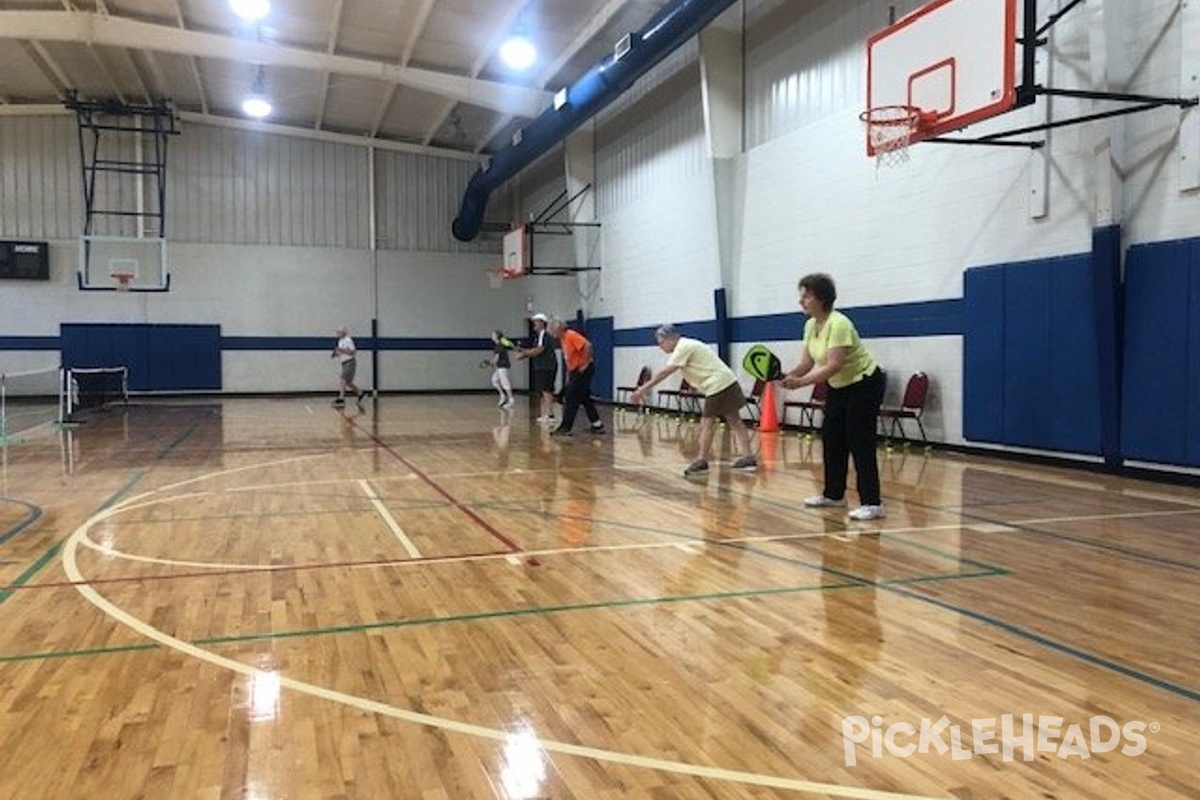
[61,323,222,391]
[584,316,615,400]
[1122,240,1200,466]
[963,267,1006,442]
[1091,225,1123,465]
[964,255,1102,454]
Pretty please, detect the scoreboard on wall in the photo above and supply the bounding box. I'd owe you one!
[0,240,50,280]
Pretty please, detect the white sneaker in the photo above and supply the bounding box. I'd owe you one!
[848,504,886,521]
[804,495,846,508]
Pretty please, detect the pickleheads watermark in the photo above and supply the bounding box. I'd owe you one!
[841,714,1157,767]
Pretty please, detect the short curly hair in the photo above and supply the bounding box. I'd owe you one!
[798,273,836,309]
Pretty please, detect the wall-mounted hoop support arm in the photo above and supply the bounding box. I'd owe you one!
[531,183,593,226]
[928,92,1197,149]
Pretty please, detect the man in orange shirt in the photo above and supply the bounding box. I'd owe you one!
[548,317,605,436]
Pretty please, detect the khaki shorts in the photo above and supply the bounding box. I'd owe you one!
[702,381,745,420]
[340,358,357,383]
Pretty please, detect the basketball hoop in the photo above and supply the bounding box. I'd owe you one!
[859,105,928,168]
[112,272,134,292]
[486,268,509,290]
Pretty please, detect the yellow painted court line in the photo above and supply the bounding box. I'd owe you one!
[61,509,948,800]
[358,478,422,558]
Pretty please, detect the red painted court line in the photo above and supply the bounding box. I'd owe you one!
[350,414,524,553]
[0,549,513,593]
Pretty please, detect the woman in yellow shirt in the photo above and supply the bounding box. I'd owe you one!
[781,273,887,520]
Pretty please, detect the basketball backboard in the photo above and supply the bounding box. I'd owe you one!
[865,0,1017,156]
[502,225,526,277]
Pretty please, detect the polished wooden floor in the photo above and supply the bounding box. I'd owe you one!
[0,395,1196,800]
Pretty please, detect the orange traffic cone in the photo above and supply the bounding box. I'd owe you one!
[758,380,780,433]
[758,422,777,475]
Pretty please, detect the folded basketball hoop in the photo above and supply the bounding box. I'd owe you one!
[859,105,929,168]
[486,267,522,289]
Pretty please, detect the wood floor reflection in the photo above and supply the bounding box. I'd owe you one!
[0,396,1195,800]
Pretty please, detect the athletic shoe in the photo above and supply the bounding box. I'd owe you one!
[331,398,345,407]
[357,391,367,406]
[804,495,846,508]
[683,458,709,477]
[550,427,572,437]
[589,423,606,434]
[502,398,515,408]
[848,504,887,521]
[731,456,758,471]
[497,398,508,407]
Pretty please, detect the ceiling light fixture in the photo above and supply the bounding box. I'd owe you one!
[242,65,272,119]
[230,0,270,23]
[499,32,537,72]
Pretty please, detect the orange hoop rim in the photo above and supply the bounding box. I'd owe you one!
[112,272,135,291]
[859,104,924,127]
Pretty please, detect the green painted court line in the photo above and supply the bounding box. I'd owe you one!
[195,580,867,645]
[157,422,201,459]
[0,642,154,663]
[0,541,64,605]
[0,470,145,606]
[0,568,1007,663]
[0,498,42,545]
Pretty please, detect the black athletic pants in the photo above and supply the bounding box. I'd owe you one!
[821,368,886,505]
[558,362,600,430]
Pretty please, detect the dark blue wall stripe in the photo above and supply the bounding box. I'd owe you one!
[0,337,59,350]
[613,320,716,348]
[730,312,804,343]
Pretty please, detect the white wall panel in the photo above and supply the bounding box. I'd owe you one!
[1121,0,1200,244]
[170,125,370,247]
[744,0,922,148]
[376,151,501,254]
[0,117,82,240]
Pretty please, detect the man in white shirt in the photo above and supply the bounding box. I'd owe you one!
[332,326,366,407]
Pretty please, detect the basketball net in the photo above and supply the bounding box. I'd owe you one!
[860,105,923,170]
[113,273,134,292]
[486,268,521,290]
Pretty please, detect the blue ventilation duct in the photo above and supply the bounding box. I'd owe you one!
[452,0,739,241]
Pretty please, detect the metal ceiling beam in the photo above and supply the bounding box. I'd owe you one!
[181,112,488,162]
[367,0,435,138]
[172,0,208,115]
[0,103,488,163]
[314,0,344,132]
[0,10,550,118]
[421,0,529,146]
